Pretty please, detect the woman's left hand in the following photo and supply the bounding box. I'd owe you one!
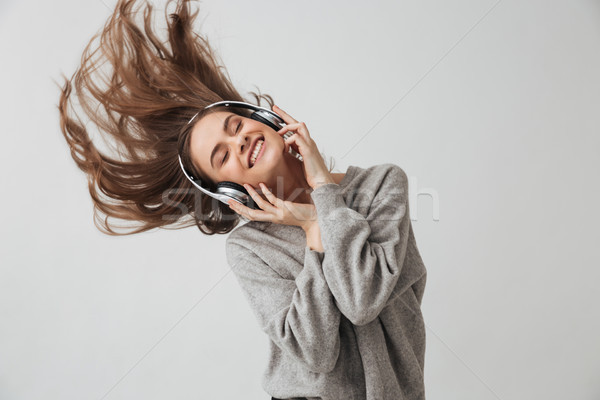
[272,105,335,189]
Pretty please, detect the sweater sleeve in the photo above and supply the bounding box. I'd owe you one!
[225,239,342,374]
[310,164,411,326]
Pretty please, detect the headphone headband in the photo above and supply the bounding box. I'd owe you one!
[187,100,282,126]
[177,100,298,212]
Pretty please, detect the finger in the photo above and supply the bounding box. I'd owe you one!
[228,200,250,219]
[283,133,313,160]
[243,183,277,213]
[296,121,311,139]
[277,123,311,142]
[258,183,284,207]
[283,136,306,161]
[229,199,269,222]
[258,183,287,219]
[272,105,298,124]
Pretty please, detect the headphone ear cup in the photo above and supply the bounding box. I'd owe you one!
[215,181,261,210]
[250,111,282,131]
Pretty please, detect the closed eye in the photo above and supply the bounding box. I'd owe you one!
[221,120,243,166]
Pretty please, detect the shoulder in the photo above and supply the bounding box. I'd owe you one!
[370,163,407,182]
[225,223,271,276]
[225,222,265,260]
[330,163,409,218]
[225,222,294,280]
[225,220,282,258]
[345,163,408,195]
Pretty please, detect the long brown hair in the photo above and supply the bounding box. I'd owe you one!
[58,0,280,235]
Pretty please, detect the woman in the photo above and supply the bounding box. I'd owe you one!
[59,1,428,399]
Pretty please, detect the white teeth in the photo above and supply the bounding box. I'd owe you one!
[250,139,264,166]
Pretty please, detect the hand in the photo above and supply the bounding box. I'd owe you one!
[228,182,318,230]
[272,105,335,189]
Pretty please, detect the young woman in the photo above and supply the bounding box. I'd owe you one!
[59,1,428,399]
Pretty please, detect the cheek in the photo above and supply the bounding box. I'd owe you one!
[266,132,285,153]
[222,162,246,181]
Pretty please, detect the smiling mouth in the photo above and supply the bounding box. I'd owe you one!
[249,137,265,167]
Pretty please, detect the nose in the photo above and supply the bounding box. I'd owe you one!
[232,127,250,159]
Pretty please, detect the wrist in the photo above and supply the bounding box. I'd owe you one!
[303,220,324,252]
[302,219,317,233]
[312,176,336,190]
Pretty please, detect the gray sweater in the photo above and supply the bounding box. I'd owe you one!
[225,163,428,400]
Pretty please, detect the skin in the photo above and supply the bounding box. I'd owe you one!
[189,105,344,251]
[188,109,345,206]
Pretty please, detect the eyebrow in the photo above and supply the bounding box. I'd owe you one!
[210,114,234,170]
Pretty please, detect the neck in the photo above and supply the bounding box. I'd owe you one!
[279,152,314,204]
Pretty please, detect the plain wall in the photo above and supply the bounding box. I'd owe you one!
[1,0,599,399]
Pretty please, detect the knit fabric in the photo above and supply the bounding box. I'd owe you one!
[226,163,428,400]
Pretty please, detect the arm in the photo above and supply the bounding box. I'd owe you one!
[310,164,411,326]
[304,220,324,252]
[226,238,341,373]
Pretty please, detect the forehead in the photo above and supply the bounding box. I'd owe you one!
[191,110,232,139]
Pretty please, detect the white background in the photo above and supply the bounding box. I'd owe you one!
[1,0,599,399]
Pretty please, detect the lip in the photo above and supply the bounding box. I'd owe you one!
[248,136,264,168]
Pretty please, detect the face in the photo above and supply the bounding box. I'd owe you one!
[188,110,288,189]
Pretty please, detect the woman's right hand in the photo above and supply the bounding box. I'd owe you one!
[228,182,317,231]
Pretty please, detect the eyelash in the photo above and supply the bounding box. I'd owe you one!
[221,120,242,165]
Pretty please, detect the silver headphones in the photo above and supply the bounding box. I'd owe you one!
[177,100,303,210]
